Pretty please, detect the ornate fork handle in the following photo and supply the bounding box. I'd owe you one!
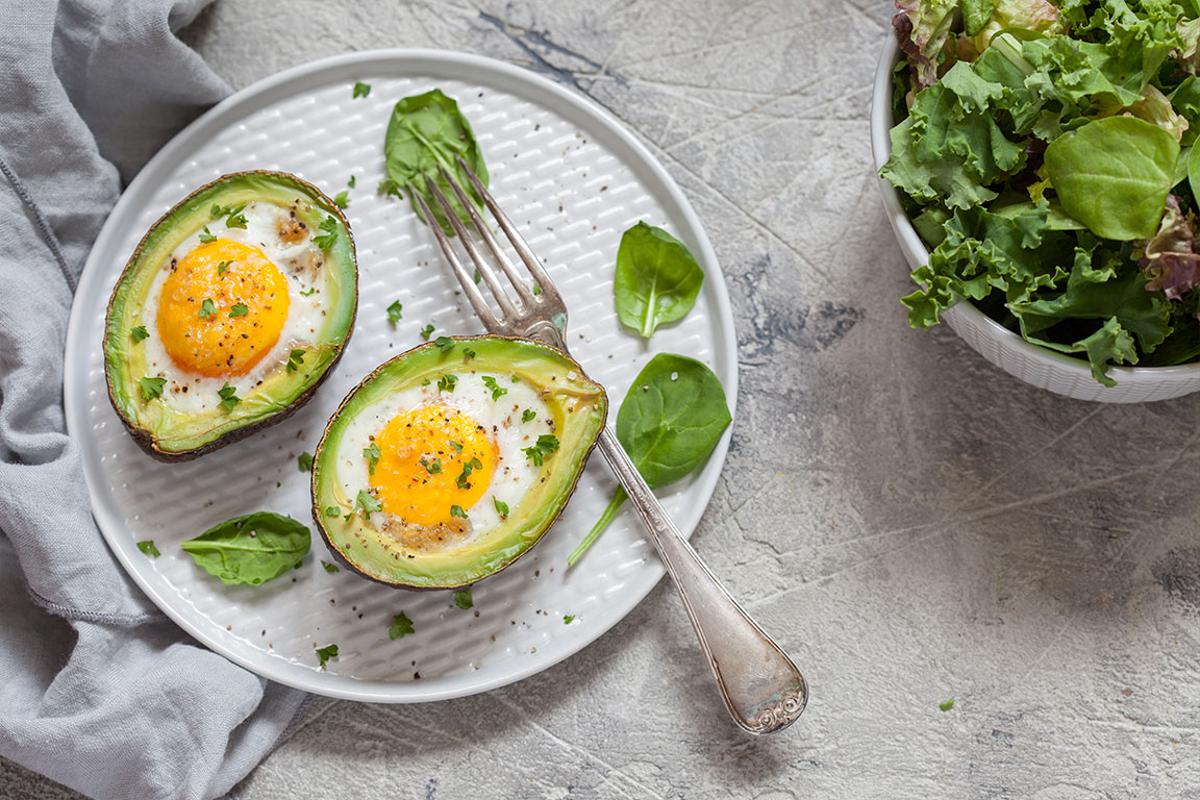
[537,324,808,734]
[418,172,809,734]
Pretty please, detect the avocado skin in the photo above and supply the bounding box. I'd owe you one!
[310,335,608,590]
[102,170,358,461]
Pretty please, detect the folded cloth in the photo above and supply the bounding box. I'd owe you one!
[0,2,307,798]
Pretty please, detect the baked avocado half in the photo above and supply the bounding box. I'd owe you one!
[103,171,357,460]
[312,336,607,589]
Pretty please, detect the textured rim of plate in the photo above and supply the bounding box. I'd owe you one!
[63,49,738,703]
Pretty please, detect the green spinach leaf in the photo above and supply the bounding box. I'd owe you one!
[383,89,488,235]
[1043,116,1178,241]
[567,353,730,566]
[180,512,310,586]
[613,222,704,339]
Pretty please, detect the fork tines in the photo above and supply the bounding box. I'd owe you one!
[410,157,562,337]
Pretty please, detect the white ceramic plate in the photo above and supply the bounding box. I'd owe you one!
[63,50,737,702]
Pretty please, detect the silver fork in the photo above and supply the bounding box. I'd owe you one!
[412,158,808,734]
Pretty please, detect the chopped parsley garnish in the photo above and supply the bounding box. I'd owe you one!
[456,457,483,490]
[198,226,216,244]
[136,540,161,557]
[228,303,249,318]
[217,383,240,412]
[420,457,442,475]
[324,506,341,517]
[130,325,149,343]
[419,324,435,340]
[299,286,316,297]
[434,336,454,351]
[436,373,457,393]
[217,260,232,275]
[481,375,507,401]
[521,408,536,423]
[333,190,350,209]
[198,298,217,318]
[363,442,381,475]
[493,498,509,518]
[378,178,402,198]
[939,699,955,712]
[213,203,248,229]
[352,81,371,99]
[315,643,339,669]
[462,347,476,361]
[297,452,313,472]
[322,560,340,573]
[386,300,403,325]
[453,589,473,609]
[563,615,575,625]
[450,504,468,519]
[448,440,463,452]
[313,215,338,251]
[388,611,415,640]
[227,210,248,228]
[472,269,482,285]
[138,376,166,401]
[355,490,382,516]
[286,349,305,373]
[347,175,357,188]
[522,434,559,466]
[532,283,542,295]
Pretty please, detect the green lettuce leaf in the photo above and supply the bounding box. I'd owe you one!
[902,202,1069,327]
[883,58,1025,210]
[1010,249,1172,384]
[965,0,1061,52]
[1043,116,1178,241]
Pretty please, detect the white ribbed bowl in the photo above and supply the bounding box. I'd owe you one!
[871,34,1200,403]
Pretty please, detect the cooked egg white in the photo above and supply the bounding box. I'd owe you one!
[138,200,331,414]
[336,373,555,550]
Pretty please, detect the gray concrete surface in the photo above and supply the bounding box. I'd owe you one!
[7,0,1200,797]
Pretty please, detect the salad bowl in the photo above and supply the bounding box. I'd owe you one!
[871,32,1200,404]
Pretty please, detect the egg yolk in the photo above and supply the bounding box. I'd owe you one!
[156,239,289,377]
[369,404,498,527]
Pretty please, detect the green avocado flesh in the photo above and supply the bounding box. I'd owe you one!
[312,337,608,589]
[103,171,357,458]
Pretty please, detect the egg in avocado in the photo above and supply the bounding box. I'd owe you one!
[311,336,607,589]
[103,171,357,459]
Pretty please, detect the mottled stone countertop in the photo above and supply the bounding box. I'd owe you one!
[7,1,1200,798]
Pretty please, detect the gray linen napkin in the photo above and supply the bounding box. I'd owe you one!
[0,1,307,798]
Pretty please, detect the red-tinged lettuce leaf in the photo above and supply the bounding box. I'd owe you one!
[1128,85,1190,143]
[893,0,961,89]
[1140,195,1200,300]
[1178,18,1200,75]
